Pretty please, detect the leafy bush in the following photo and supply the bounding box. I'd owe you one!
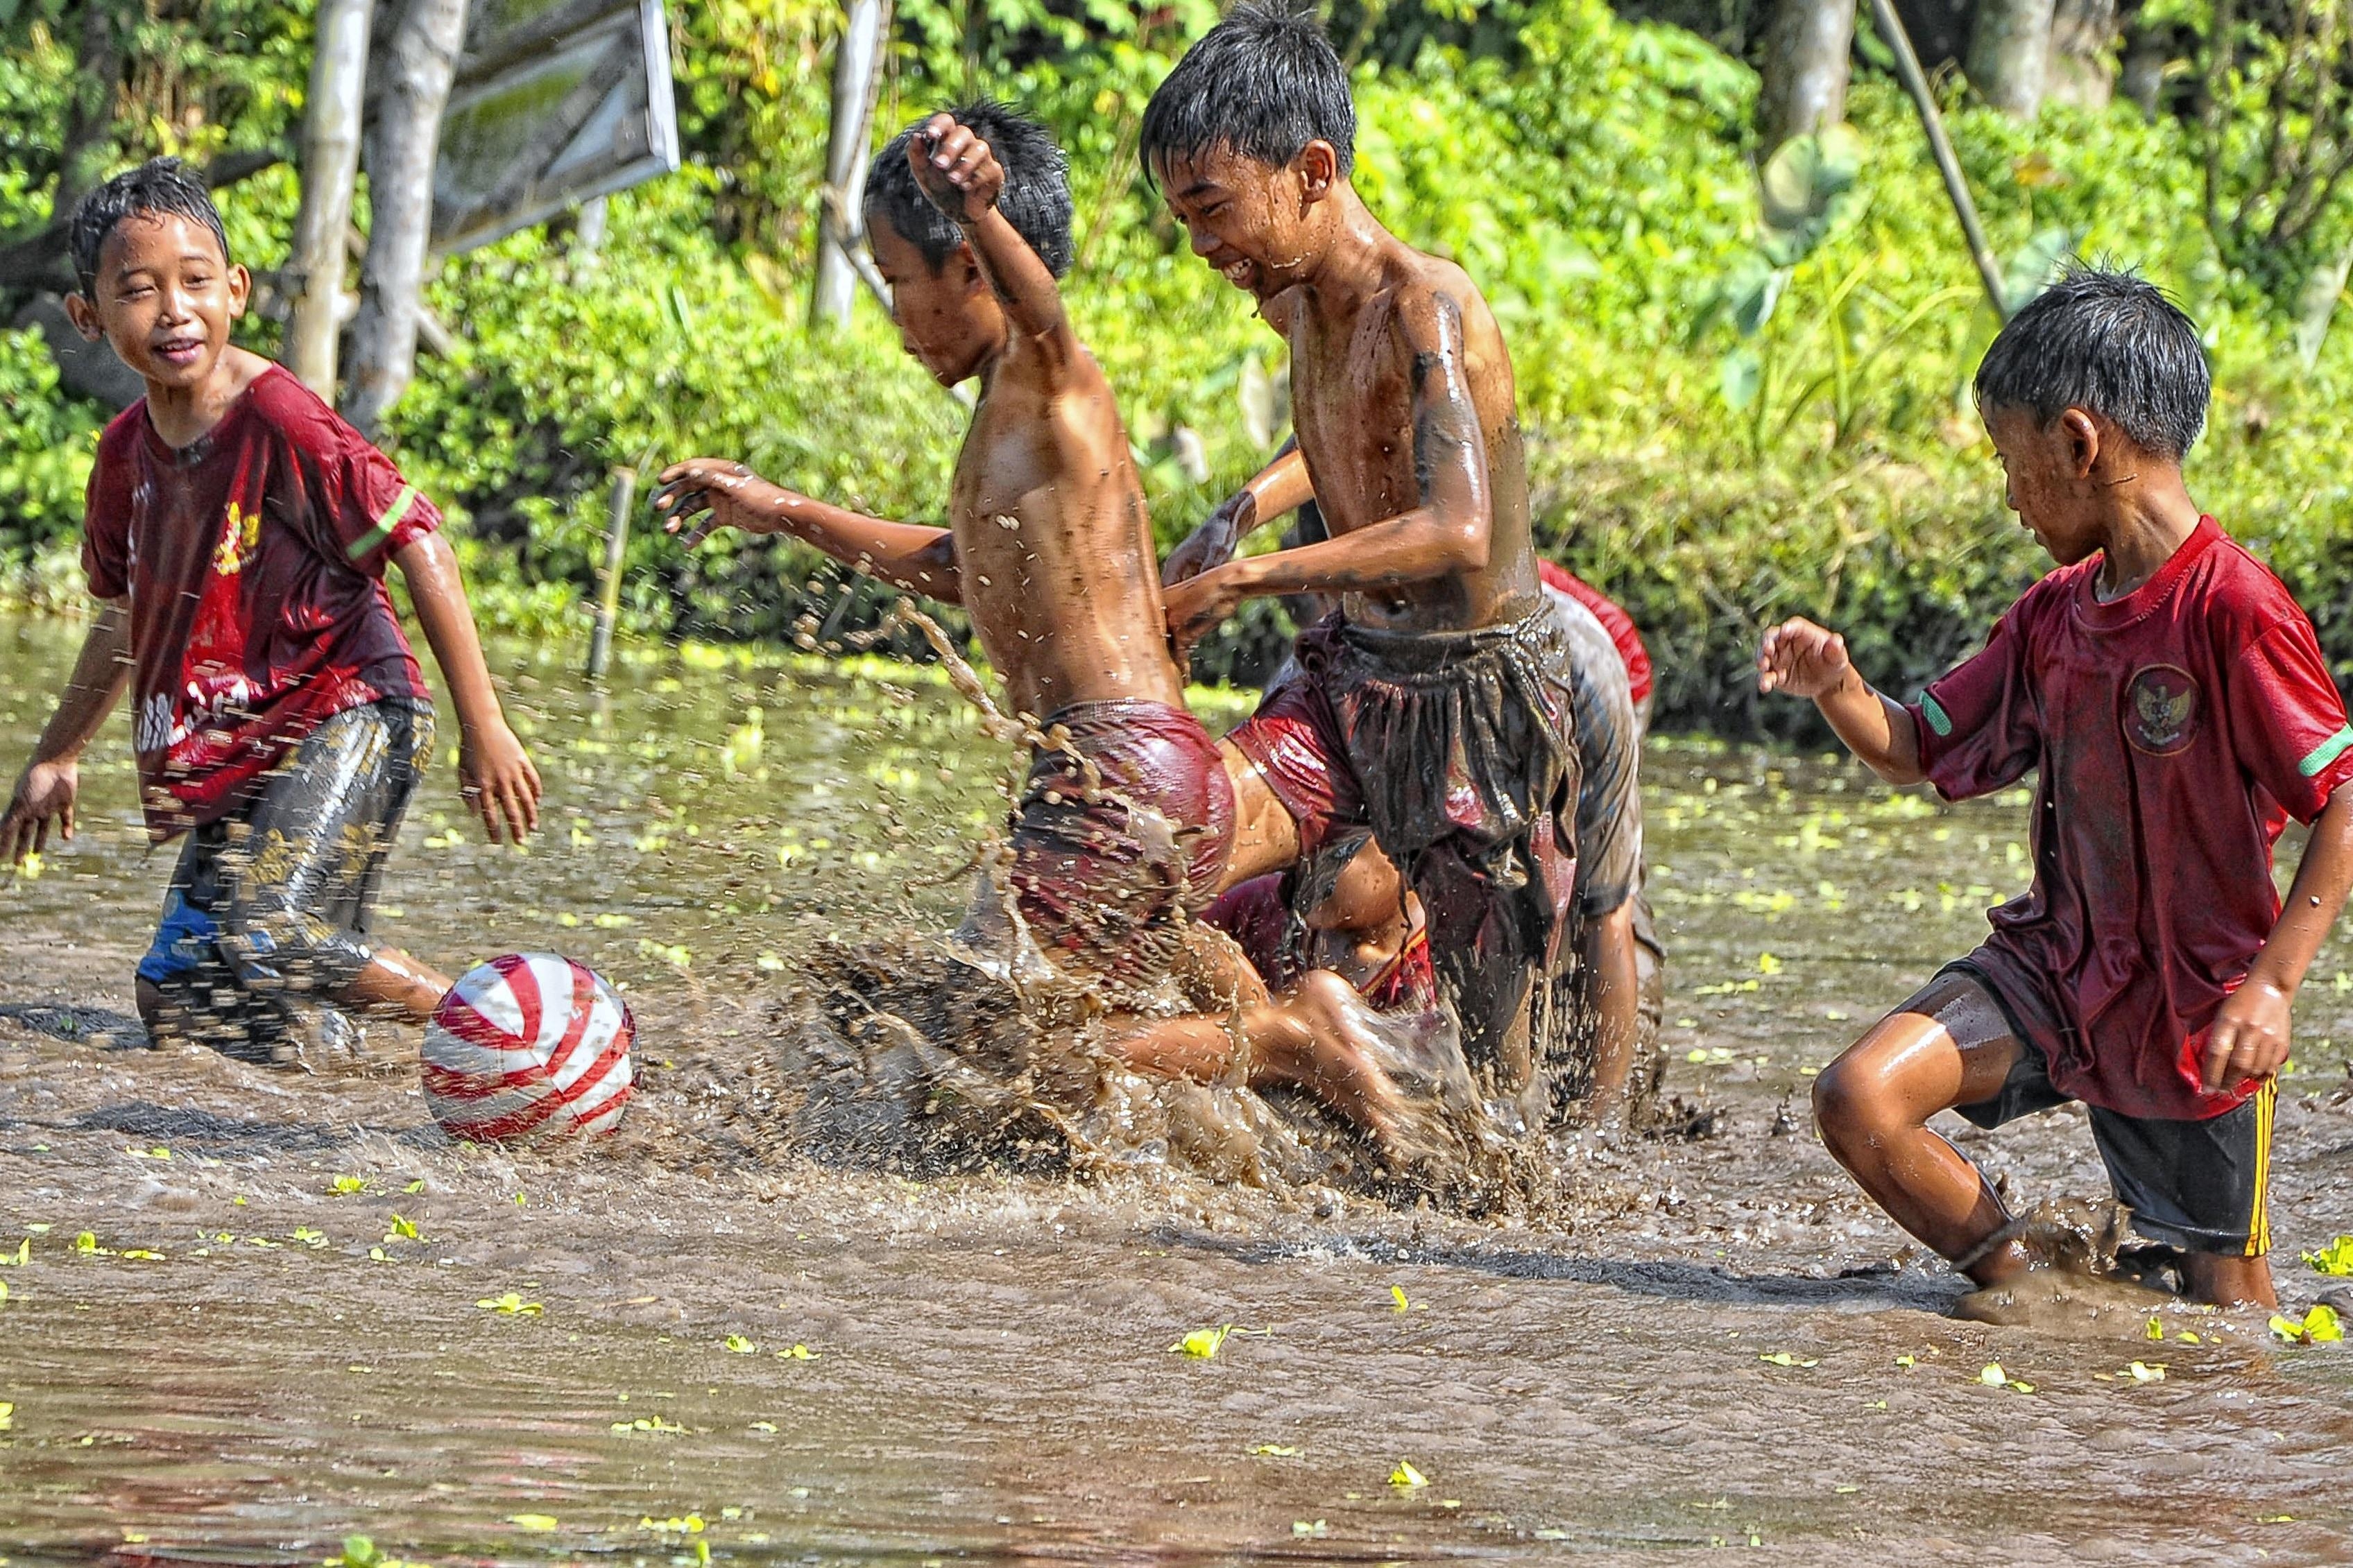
[7,0,2353,732]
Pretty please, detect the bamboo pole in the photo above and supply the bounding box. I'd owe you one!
[587,467,636,682]
[1867,0,2013,319]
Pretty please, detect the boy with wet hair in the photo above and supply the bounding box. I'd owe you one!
[0,158,542,1065]
[1143,5,1645,1117]
[1760,267,2353,1310]
[656,105,1430,1151]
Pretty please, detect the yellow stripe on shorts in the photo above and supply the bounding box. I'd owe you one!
[2246,1077,2275,1257]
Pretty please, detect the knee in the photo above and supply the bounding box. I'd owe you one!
[1810,1052,1899,1151]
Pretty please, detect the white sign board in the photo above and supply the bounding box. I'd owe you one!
[430,0,680,256]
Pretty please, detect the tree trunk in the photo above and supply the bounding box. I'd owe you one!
[810,0,891,330]
[285,0,375,398]
[1967,0,2059,117]
[1756,0,1856,154]
[2045,0,2118,108]
[344,0,470,440]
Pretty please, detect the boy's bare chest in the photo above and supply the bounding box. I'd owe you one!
[1289,320,1417,523]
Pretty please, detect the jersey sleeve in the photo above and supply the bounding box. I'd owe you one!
[79,430,135,600]
[1911,606,2041,802]
[2224,614,2353,822]
[319,427,443,578]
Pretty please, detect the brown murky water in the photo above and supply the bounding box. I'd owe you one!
[3,613,2352,1567]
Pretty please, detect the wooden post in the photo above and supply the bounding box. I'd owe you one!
[587,467,635,681]
[1867,0,2013,320]
[811,0,891,329]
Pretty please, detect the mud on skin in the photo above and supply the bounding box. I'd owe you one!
[4,618,2353,1565]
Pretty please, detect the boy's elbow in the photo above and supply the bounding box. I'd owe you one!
[1437,514,1490,573]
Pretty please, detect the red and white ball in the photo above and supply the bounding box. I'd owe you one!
[423,954,634,1142]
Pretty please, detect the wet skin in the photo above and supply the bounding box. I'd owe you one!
[1761,405,2353,1308]
[656,121,1179,722]
[654,117,1417,1147]
[1153,141,1541,648]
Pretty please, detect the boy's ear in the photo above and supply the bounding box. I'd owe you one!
[226,261,252,320]
[62,292,104,342]
[1296,140,1340,204]
[952,243,988,298]
[2058,407,2103,479]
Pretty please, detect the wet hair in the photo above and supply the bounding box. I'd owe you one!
[1974,264,2209,461]
[69,157,232,298]
[1140,2,1355,185]
[863,101,1073,278]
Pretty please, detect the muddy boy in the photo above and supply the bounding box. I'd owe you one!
[1760,268,2353,1310]
[0,160,540,1065]
[1143,5,1646,1118]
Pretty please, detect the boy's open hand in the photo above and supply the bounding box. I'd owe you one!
[910,113,1004,225]
[655,460,801,547]
[459,717,541,845]
[0,759,77,868]
[1757,617,1856,700]
[2202,979,2293,1092]
[1163,490,1255,586]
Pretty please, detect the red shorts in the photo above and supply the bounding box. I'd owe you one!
[1008,699,1234,989]
[1199,872,1439,1012]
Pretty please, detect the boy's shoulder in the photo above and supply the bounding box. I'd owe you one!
[2183,521,2314,642]
[238,361,357,451]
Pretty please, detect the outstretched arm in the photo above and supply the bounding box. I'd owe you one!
[393,533,542,843]
[654,459,961,603]
[1164,440,1315,586]
[0,598,130,866]
[2202,778,2353,1091]
[1756,617,1924,785]
[1163,288,1491,648]
[911,114,1076,370]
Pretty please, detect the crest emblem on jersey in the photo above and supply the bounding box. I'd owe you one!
[2125,663,2200,755]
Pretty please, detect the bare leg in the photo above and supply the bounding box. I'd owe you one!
[2182,1252,2277,1310]
[338,949,452,1025]
[1810,972,2031,1284]
[1578,901,1642,1126]
[1213,739,1301,891]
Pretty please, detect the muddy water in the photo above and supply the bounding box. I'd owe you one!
[3,612,2352,1567]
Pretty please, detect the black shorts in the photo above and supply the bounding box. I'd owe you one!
[1948,963,2276,1257]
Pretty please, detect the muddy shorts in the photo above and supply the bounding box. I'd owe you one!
[1947,960,2275,1256]
[1007,699,1235,993]
[137,699,433,1060]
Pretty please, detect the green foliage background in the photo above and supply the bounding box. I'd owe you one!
[4,0,2353,730]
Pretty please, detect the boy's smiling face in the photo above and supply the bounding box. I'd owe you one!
[1154,141,1335,302]
[65,209,249,392]
[869,219,1002,386]
[1985,404,2113,567]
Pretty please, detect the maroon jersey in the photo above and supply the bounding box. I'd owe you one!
[82,364,437,838]
[1912,517,2353,1120]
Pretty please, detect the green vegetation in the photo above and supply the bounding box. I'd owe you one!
[3,0,2352,729]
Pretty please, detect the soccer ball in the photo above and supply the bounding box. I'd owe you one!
[422,954,634,1142]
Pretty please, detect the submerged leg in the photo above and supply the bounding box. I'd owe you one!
[1809,971,2029,1284]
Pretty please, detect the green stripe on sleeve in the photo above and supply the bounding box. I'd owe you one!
[1919,692,1953,737]
[346,483,418,562]
[2299,725,2353,778]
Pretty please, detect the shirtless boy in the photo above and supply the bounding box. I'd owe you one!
[1760,269,2353,1309]
[0,160,541,1065]
[1143,6,1643,1114]
[653,105,1419,1146]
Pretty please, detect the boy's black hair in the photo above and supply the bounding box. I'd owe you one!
[864,101,1074,278]
[1139,2,1355,185]
[1974,264,2209,461]
[69,157,232,298]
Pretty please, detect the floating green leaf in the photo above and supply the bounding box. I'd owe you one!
[1390,1460,1429,1488]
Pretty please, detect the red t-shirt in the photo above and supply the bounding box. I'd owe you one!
[82,364,438,838]
[1539,558,1653,707]
[1911,517,2353,1120]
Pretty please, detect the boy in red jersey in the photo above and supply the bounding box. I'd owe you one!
[1759,268,2353,1309]
[0,160,540,1065]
